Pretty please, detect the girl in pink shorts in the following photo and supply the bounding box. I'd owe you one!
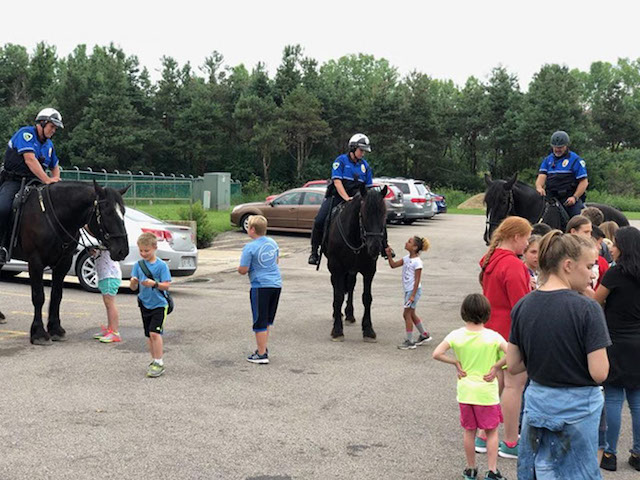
[433,293,508,480]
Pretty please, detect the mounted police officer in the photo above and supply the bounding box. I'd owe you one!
[535,130,588,218]
[308,133,374,265]
[0,108,63,263]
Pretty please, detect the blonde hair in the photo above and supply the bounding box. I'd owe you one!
[412,236,430,253]
[524,234,541,254]
[600,221,619,242]
[248,215,268,235]
[481,216,532,273]
[538,230,596,275]
[137,232,158,248]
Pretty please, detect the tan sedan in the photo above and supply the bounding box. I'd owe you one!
[230,187,326,233]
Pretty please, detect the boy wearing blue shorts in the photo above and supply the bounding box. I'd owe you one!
[238,215,282,365]
[130,232,172,377]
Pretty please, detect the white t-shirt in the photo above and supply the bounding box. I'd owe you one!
[402,255,423,292]
[95,250,122,281]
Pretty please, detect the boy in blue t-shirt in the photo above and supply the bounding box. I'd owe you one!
[238,215,282,364]
[130,232,172,377]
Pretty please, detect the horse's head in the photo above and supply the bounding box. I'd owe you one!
[360,184,388,258]
[88,180,131,261]
[483,173,517,245]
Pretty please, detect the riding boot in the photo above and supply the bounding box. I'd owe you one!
[308,226,322,265]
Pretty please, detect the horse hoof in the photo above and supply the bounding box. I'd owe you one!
[0,310,5,320]
[331,335,345,342]
[50,335,67,342]
[31,337,53,346]
[363,336,378,343]
[345,317,356,324]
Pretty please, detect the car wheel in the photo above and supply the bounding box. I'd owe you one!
[240,214,252,233]
[75,250,100,293]
[402,219,415,225]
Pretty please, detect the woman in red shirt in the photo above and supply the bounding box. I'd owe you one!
[479,216,532,459]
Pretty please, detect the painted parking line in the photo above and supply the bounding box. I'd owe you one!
[0,329,28,339]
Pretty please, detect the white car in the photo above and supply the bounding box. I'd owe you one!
[1,207,198,292]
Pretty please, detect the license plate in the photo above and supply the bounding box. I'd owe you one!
[180,257,196,268]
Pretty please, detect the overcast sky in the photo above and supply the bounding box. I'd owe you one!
[3,0,639,89]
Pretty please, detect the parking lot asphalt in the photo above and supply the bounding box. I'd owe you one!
[0,214,636,479]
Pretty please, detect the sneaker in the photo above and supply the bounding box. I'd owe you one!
[397,339,416,350]
[146,361,165,378]
[498,440,518,459]
[600,452,616,471]
[462,468,478,479]
[628,453,639,471]
[99,331,121,343]
[415,333,433,346]
[247,352,269,364]
[475,436,487,453]
[92,325,108,339]
[484,470,507,480]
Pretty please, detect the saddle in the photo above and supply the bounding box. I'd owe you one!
[6,180,41,260]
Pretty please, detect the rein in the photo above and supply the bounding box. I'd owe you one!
[336,199,385,255]
[485,189,515,228]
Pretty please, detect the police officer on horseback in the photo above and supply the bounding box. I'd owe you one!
[0,108,63,263]
[535,130,588,218]
[308,133,374,265]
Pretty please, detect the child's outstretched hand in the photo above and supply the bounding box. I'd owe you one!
[455,361,467,379]
[483,366,500,382]
[384,246,393,257]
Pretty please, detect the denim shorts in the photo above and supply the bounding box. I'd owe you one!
[98,278,121,296]
[403,288,422,309]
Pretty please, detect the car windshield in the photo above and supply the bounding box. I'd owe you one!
[392,182,410,194]
[125,208,164,224]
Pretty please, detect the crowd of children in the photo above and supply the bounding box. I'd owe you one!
[85,204,640,478]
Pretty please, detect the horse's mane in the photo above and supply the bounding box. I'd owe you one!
[362,188,386,217]
[49,181,125,208]
[485,179,534,206]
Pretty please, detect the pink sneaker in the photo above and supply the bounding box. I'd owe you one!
[92,325,108,339]
[100,331,121,343]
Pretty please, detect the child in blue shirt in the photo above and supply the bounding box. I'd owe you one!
[130,232,172,377]
[238,215,282,364]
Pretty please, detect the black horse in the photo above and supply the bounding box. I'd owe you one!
[8,180,129,344]
[324,184,387,342]
[484,173,629,243]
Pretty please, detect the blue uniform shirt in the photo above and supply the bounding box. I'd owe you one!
[240,236,282,288]
[331,153,373,186]
[539,150,587,196]
[4,126,59,176]
[131,258,172,309]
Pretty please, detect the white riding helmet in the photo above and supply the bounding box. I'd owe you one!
[35,108,64,129]
[348,133,371,152]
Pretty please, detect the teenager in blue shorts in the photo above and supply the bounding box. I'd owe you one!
[238,215,282,365]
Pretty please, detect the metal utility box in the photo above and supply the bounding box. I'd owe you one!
[202,172,231,210]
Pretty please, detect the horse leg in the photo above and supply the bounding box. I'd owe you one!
[361,270,377,342]
[330,271,346,341]
[28,261,51,345]
[344,272,356,324]
[47,257,72,341]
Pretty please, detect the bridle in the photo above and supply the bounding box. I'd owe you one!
[337,198,385,254]
[485,188,515,230]
[91,198,127,248]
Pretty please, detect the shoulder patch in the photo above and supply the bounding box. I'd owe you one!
[580,160,586,167]
[562,159,569,168]
[23,132,33,142]
[332,161,340,170]
[361,164,366,173]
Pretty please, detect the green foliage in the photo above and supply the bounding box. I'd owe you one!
[2,41,640,205]
[178,202,215,248]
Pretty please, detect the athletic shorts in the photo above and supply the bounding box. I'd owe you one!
[403,287,422,309]
[139,301,167,337]
[98,278,121,296]
[250,287,281,332]
[459,403,503,430]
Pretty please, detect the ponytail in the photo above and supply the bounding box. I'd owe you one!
[413,236,430,253]
[538,230,595,275]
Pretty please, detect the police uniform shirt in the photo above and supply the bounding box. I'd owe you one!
[539,150,587,196]
[331,153,373,195]
[3,126,59,177]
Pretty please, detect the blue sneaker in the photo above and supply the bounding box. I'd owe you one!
[247,351,269,364]
[474,436,487,453]
[498,440,518,459]
[463,467,478,479]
